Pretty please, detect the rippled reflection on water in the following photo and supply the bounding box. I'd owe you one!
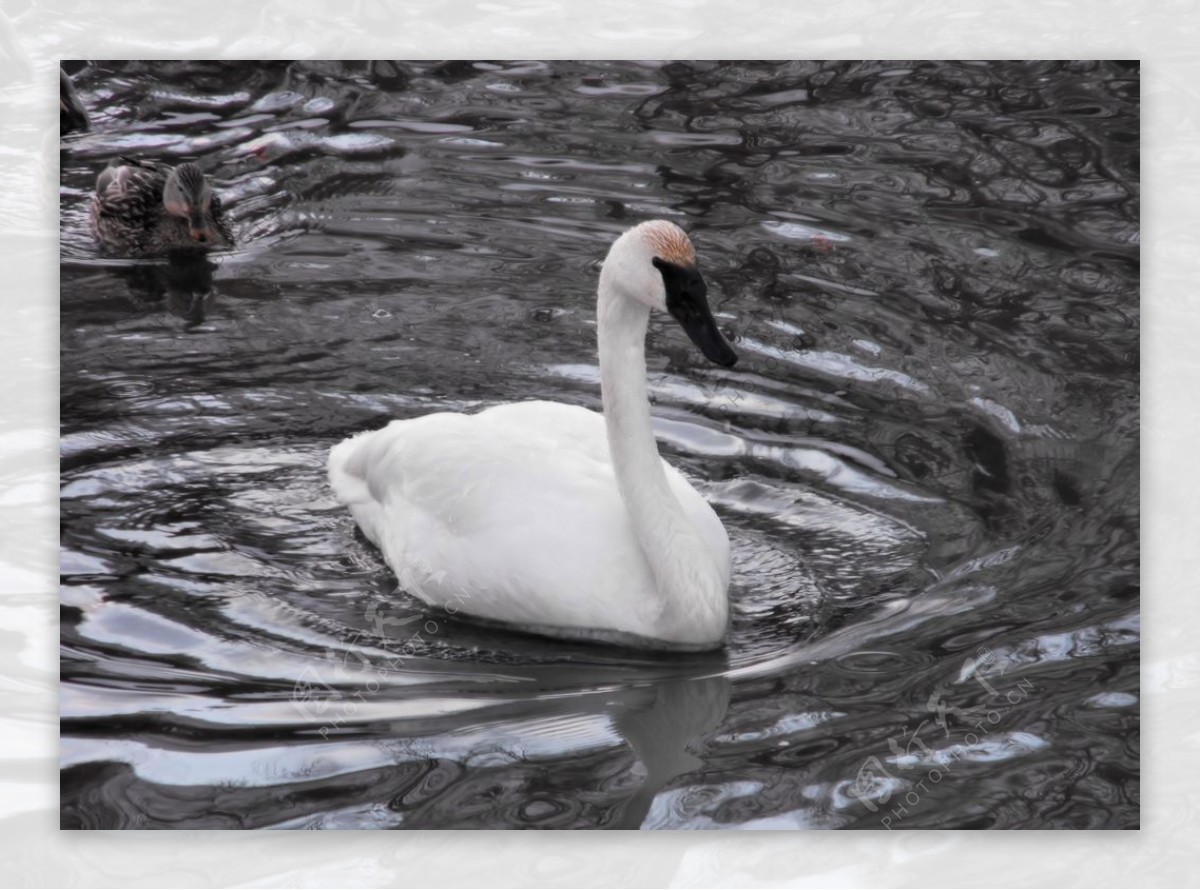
[60,60,1138,829]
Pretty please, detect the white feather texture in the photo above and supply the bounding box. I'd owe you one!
[328,221,732,649]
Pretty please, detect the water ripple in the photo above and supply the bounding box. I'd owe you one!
[59,60,1139,830]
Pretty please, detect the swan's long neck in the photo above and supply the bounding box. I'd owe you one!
[597,268,727,642]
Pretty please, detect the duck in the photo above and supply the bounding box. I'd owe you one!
[90,157,234,257]
[328,220,739,651]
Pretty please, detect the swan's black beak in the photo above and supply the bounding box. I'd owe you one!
[654,256,738,368]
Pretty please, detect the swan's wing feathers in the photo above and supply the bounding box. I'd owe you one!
[328,406,614,539]
[476,400,611,463]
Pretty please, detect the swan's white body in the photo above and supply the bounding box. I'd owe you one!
[329,221,733,649]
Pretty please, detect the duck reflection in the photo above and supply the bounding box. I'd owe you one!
[118,254,219,327]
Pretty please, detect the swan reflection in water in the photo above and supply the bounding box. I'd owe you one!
[362,661,733,830]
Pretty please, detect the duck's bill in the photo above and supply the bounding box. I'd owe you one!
[188,213,212,245]
[187,219,229,248]
[655,257,738,368]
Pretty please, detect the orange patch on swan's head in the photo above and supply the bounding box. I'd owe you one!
[639,220,697,268]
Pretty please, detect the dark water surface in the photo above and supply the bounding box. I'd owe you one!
[59,60,1139,830]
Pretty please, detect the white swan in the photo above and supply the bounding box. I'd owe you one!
[328,220,739,650]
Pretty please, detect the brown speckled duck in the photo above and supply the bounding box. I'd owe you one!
[90,158,234,257]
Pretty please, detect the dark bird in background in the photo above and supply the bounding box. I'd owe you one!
[60,67,89,135]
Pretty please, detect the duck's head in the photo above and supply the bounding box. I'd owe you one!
[162,163,225,246]
[604,220,738,368]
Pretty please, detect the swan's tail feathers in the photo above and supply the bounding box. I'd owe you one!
[328,429,403,555]
[327,432,377,508]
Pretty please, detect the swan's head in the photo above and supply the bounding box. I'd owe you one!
[162,163,224,246]
[605,220,738,368]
